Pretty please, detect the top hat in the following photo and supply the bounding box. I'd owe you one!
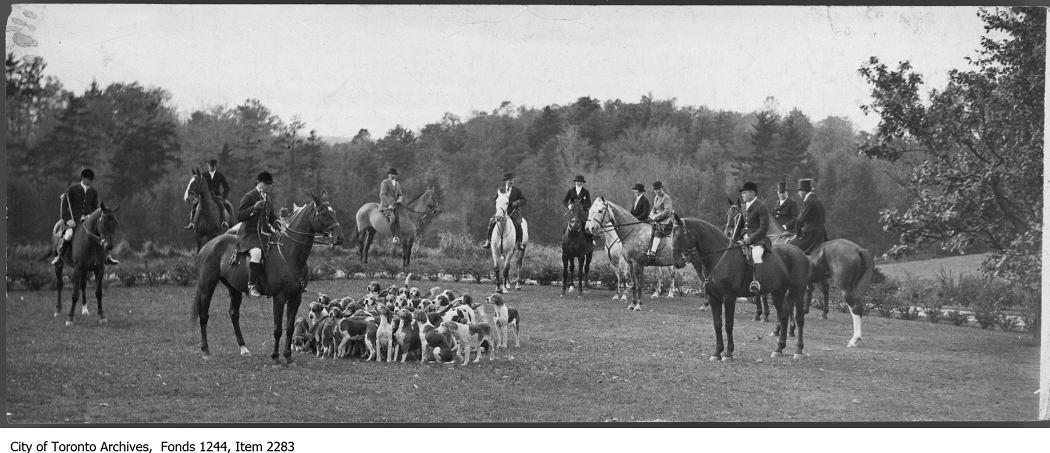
[776,181,787,193]
[387,167,399,176]
[80,168,95,181]
[573,175,586,183]
[631,182,645,192]
[503,172,516,181]
[739,181,758,193]
[652,181,664,190]
[208,159,218,167]
[257,171,274,184]
[796,178,813,192]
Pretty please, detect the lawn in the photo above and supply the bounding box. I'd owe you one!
[877,254,986,281]
[4,278,1040,423]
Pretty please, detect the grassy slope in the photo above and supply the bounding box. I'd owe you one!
[877,254,985,281]
[5,279,1039,423]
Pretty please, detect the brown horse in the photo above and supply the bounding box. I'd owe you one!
[353,187,438,268]
[672,217,811,360]
[561,200,593,297]
[727,201,875,347]
[584,197,676,311]
[53,203,119,326]
[192,191,343,364]
[185,168,232,251]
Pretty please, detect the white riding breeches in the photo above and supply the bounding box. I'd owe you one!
[519,218,529,243]
[62,228,74,241]
[749,245,765,263]
[249,248,262,262]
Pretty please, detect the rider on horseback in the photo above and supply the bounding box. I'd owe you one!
[789,178,828,254]
[482,172,526,251]
[52,168,119,266]
[646,181,674,259]
[379,167,405,245]
[185,158,232,230]
[733,181,771,293]
[237,171,277,298]
[563,174,593,243]
[773,181,799,233]
[630,182,651,221]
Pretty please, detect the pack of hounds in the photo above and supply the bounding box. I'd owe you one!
[292,275,520,365]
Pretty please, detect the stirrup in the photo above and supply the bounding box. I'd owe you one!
[749,280,761,293]
[516,242,525,251]
[248,285,263,298]
[392,236,400,244]
[184,223,194,230]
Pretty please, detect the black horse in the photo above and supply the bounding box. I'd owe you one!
[53,204,119,326]
[672,217,811,360]
[561,200,593,297]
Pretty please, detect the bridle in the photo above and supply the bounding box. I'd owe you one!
[274,202,341,247]
[588,200,651,250]
[82,212,114,249]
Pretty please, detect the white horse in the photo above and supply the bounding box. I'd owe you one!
[597,226,683,301]
[490,189,528,293]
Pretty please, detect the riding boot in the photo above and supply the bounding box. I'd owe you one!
[481,219,496,249]
[248,262,265,298]
[750,263,762,293]
[52,241,70,265]
[514,220,524,251]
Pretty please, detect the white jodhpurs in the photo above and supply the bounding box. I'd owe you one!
[746,245,765,263]
[249,248,262,263]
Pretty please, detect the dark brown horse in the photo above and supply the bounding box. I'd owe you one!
[672,217,811,360]
[561,200,593,297]
[53,203,119,326]
[727,201,875,347]
[352,187,438,268]
[185,168,231,251]
[192,191,343,364]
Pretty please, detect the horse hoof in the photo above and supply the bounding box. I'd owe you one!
[98,318,108,324]
[721,356,733,362]
[240,346,251,356]
[81,306,90,316]
[53,312,60,318]
[793,353,807,360]
[202,354,211,361]
[770,352,783,358]
[708,355,720,361]
[752,316,760,322]
[847,338,861,348]
[65,320,73,327]
[768,331,777,337]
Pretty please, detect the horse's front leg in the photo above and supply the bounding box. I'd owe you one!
[94,267,107,323]
[67,271,81,326]
[271,293,286,364]
[723,296,736,361]
[284,293,302,364]
[630,263,644,310]
[708,294,725,361]
[54,263,64,317]
[492,262,502,293]
[561,257,569,297]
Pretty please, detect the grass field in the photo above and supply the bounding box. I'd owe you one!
[4,278,1040,424]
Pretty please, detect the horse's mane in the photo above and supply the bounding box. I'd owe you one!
[405,188,432,206]
[600,198,634,224]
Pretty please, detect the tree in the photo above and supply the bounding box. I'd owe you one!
[775,108,814,183]
[748,109,779,191]
[859,7,1043,318]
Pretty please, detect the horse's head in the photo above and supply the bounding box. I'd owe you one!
[672,219,693,269]
[187,168,208,198]
[494,189,510,220]
[422,186,439,214]
[724,197,742,237]
[585,197,610,235]
[96,202,120,252]
[566,200,586,232]
[306,190,343,247]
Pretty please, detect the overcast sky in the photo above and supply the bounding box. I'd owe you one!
[9,4,991,140]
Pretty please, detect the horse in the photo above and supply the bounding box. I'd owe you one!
[584,197,676,311]
[52,203,119,326]
[727,200,875,347]
[490,189,528,293]
[595,230,687,303]
[561,200,593,297]
[672,217,811,360]
[192,191,343,364]
[185,168,231,251]
[353,187,438,268]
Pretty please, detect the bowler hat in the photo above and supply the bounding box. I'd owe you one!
[80,168,95,181]
[387,167,399,176]
[739,181,758,193]
[776,181,787,193]
[796,178,813,192]
[652,181,664,190]
[257,171,274,184]
[503,172,516,181]
[631,183,645,192]
[208,159,218,167]
[573,175,586,183]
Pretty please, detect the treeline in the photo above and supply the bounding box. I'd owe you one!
[7,53,909,253]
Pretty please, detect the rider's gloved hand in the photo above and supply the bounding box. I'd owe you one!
[66,219,76,227]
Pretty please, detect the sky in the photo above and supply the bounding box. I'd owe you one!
[8,4,992,141]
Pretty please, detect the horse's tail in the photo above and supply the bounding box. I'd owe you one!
[851,247,875,293]
[348,226,362,248]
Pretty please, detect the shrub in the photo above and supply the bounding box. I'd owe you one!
[897,305,920,321]
[923,301,943,324]
[167,261,196,286]
[994,312,1017,332]
[972,297,997,329]
[865,280,899,318]
[945,310,970,326]
[115,270,139,287]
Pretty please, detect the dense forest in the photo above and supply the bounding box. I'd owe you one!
[6,54,912,256]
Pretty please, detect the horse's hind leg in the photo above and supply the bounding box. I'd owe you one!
[94,267,107,323]
[708,296,725,361]
[562,257,569,297]
[722,296,736,361]
[226,283,250,356]
[270,294,286,364]
[54,263,63,317]
[196,278,220,357]
[792,289,806,358]
[845,290,864,348]
[770,291,790,358]
[820,280,830,319]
